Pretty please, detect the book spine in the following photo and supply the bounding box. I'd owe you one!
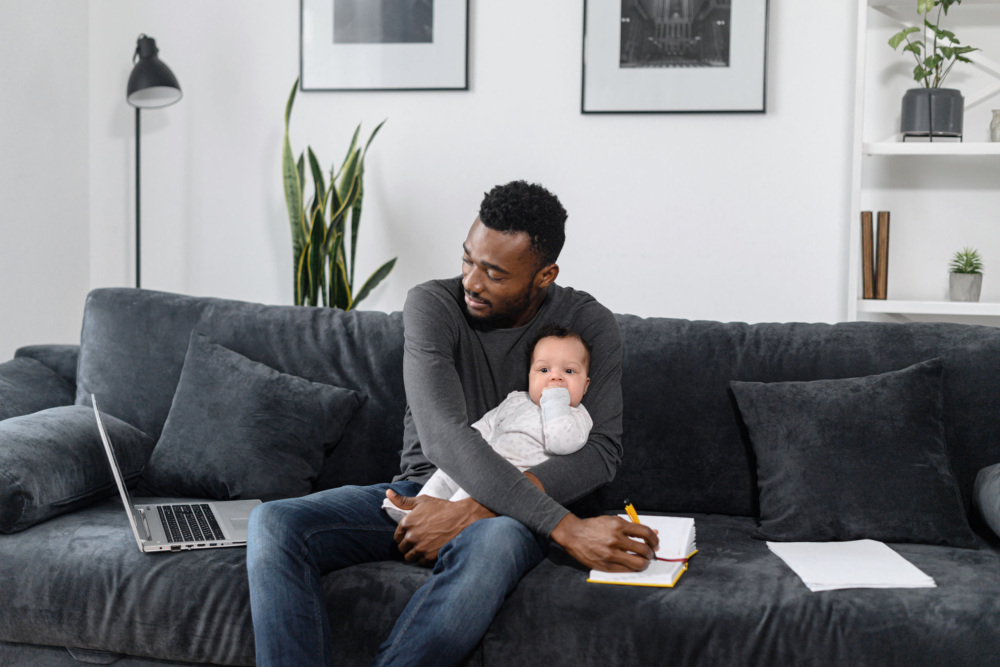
[875,211,890,300]
[861,211,875,299]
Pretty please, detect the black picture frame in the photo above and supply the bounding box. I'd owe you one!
[300,0,469,92]
[582,0,769,114]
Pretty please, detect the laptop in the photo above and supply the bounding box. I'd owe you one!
[92,395,261,553]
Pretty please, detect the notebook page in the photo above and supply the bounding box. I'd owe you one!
[617,514,696,560]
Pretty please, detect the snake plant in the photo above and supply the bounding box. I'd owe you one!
[283,78,394,309]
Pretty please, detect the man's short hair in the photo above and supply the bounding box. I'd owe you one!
[479,180,567,268]
[529,323,592,373]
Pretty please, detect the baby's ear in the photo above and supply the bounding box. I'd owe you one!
[584,377,591,393]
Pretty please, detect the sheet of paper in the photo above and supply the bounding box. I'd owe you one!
[767,539,936,592]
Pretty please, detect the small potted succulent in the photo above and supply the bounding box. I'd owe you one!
[949,247,983,302]
[888,0,978,139]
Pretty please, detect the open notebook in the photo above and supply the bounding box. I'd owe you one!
[587,515,697,587]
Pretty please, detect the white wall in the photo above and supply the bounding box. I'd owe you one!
[0,0,90,361]
[2,1,860,362]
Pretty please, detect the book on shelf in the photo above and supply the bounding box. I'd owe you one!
[587,515,697,588]
[875,211,890,300]
[861,211,875,299]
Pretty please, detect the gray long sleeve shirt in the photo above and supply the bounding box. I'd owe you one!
[395,277,624,537]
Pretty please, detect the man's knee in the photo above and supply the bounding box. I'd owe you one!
[247,498,308,571]
[437,517,546,579]
[465,516,536,545]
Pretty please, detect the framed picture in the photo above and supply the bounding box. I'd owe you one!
[300,0,469,91]
[582,0,769,113]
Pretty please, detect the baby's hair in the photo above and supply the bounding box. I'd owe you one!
[528,323,592,373]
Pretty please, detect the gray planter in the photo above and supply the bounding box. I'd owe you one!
[901,88,964,139]
[949,273,982,302]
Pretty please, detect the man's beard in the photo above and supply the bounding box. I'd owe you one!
[464,287,535,329]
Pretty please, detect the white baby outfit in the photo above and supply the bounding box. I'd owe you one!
[383,387,592,522]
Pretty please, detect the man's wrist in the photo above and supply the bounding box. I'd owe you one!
[524,471,545,492]
[457,497,496,524]
[548,512,582,547]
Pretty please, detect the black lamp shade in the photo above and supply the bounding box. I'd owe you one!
[127,35,181,108]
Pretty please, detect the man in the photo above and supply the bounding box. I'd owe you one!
[247,180,657,667]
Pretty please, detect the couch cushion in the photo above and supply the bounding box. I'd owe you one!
[730,360,976,547]
[141,335,364,501]
[0,406,153,533]
[323,514,1000,667]
[0,499,254,665]
[596,317,1000,521]
[1,508,997,666]
[76,288,406,492]
[0,357,75,421]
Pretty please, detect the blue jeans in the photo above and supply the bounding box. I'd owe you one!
[246,481,548,667]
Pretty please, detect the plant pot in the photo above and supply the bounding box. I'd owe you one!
[901,88,964,139]
[949,273,982,302]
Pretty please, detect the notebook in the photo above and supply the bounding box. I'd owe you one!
[93,395,261,553]
[587,515,697,587]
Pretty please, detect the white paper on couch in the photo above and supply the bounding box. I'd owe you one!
[767,539,936,592]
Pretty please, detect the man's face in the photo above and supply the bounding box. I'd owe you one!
[528,336,590,407]
[461,217,548,328]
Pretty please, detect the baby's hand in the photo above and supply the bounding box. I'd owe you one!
[540,387,572,421]
[540,386,571,404]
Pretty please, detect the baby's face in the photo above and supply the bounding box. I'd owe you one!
[528,336,590,407]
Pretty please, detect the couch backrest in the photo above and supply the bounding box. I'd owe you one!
[77,290,1000,519]
[76,289,406,490]
[600,316,1000,520]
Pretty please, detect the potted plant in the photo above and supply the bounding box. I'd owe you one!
[949,247,983,302]
[282,79,395,309]
[888,0,978,139]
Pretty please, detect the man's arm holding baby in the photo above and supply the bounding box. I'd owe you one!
[389,473,658,571]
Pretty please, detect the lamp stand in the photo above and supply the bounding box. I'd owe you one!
[135,107,141,289]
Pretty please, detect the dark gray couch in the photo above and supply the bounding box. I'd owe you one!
[1,288,999,666]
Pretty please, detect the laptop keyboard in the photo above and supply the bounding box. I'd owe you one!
[158,504,225,543]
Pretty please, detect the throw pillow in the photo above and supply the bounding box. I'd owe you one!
[730,359,977,547]
[974,463,1000,540]
[0,357,75,422]
[0,405,154,533]
[141,335,364,501]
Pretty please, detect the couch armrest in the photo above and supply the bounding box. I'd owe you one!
[15,344,79,387]
[0,356,75,421]
[974,463,1000,540]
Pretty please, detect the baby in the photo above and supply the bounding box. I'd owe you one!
[383,323,593,522]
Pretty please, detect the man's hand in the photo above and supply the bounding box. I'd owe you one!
[549,514,659,572]
[386,490,496,567]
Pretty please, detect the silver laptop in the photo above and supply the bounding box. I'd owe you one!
[93,395,261,553]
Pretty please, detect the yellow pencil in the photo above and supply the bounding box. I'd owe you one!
[624,499,640,524]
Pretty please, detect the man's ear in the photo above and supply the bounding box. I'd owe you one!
[535,263,559,288]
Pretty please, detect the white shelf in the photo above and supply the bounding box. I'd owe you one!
[857,299,1000,316]
[848,0,1000,323]
[863,142,1000,156]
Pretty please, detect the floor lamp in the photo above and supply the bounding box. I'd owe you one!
[126,34,181,289]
